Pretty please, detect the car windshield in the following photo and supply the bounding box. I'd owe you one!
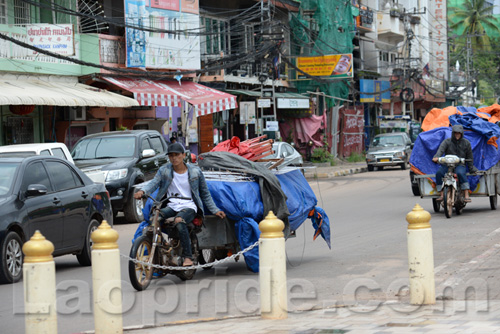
[72,137,136,159]
[372,135,404,147]
[0,163,19,196]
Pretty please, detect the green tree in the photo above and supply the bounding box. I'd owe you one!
[449,0,500,50]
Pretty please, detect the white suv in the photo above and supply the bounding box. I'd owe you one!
[0,143,105,183]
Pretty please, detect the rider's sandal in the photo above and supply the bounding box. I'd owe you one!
[464,198,471,203]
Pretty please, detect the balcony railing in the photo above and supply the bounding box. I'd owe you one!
[99,35,125,65]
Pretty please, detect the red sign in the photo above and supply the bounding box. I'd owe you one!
[181,0,198,14]
[150,0,179,11]
[339,107,364,158]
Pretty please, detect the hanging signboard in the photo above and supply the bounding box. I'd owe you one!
[239,101,256,124]
[258,99,271,108]
[124,0,200,69]
[296,54,353,79]
[277,98,310,109]
[26,24,75,56]
[360,79,391,103]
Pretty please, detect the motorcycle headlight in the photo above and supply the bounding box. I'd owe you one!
[106,169,128,182]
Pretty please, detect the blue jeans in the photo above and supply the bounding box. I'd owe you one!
[159,207,197,259]
[435,164,470,191]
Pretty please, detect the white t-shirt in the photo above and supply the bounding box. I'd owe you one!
[166,170,197,212]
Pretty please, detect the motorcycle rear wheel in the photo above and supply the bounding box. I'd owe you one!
[443,186,454,219]
[432,198,440,213]
[129,235,155,291]
[490,195,497,210]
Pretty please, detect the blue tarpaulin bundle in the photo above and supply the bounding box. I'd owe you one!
[410,114,500,190]
[206,168,331,272]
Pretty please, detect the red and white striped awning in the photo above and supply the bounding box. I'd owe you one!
[103,77,237,116]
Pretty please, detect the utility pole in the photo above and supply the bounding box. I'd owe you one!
[464,33,483,106]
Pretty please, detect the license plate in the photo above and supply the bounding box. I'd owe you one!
[380,158,390,162]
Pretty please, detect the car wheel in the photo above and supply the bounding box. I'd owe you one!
[76,219,100,266]
[367,165,374,172]
[400,161,407,170]
[124,189,145,224]
[0,232,23,284]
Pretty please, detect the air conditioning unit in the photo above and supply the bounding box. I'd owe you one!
[64,106,86,121]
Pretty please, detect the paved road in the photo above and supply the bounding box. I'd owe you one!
[2,168,500,333]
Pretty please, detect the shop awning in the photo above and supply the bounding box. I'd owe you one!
[103,77,237,117]
[226,89,307,99]
[0,75,139,107]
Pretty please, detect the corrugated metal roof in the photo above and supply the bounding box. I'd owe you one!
[0,75,139,107]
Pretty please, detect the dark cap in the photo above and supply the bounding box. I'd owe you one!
[168,142,185,154]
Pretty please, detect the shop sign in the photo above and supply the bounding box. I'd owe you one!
[296,54,353,79]
[266,121,279,131]
[26,24,75,55]
[360,79,390,103]
[277,98,309,109]
[124,0,200,70]
[239,101,256,124]
[258,99,271,108]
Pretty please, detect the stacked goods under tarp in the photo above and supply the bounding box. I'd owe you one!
[210,135,274,162]
[198,151,331,272]
[410,105,500,191]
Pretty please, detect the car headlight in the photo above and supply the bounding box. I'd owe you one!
[106,169,128,181]
[366,154,375,159]
[394,151,405,158]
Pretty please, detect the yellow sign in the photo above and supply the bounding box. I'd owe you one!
[296,54,353,79]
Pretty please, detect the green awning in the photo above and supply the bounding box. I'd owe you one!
[226,90,307,99]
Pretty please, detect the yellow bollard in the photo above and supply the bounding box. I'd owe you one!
[23,231,57,334]
[258,211,288,319]
[91,220,123,334]
[406,204,436,305]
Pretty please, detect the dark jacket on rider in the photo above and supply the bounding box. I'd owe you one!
[433,124,477,173]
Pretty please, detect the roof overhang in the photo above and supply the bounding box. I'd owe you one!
[0,74,139,108]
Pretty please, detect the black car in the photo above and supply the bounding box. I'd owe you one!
[71,130,169,223]
[0,156,113,284]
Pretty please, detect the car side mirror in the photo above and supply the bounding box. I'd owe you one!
[142,149,156,158]
[25,184,48,197]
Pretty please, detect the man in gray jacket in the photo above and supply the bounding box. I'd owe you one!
[134,142,225,266]
[432,124,478,202]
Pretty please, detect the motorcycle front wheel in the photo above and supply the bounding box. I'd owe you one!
[129,235,155,291]
[443,186,455,219]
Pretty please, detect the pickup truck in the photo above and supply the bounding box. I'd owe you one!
[71,130,169,223]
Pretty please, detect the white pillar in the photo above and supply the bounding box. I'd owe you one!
[23,231,57,334]
[91,220,123,334]
[259,211,287,319]
[406,204,436,305]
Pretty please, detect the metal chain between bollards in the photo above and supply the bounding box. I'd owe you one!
[121,240,259,271]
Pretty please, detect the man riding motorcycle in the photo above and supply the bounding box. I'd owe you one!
[432,124,478,202]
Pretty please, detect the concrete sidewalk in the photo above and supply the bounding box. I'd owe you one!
[303,161,368,180]
[122,300,500,334]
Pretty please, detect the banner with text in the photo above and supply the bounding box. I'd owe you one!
[124,0,200,69]
[339,106,364,158]
[360,79,390,103]
[26,24,74,55]
[296,54,353,79]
